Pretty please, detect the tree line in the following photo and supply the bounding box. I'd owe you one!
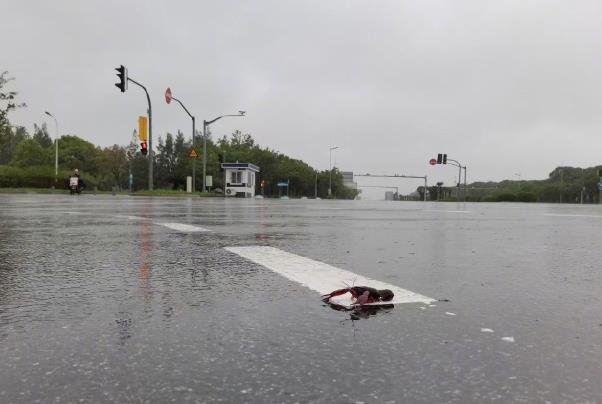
[415,165,602,203]
[0,71,358,198]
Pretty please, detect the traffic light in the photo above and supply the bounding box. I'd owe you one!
[442,154,447,164]
[115,65,128,92]
[437,154,443,164]
[140,142,148,156]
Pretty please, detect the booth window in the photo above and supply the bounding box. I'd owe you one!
[231,171,243,184]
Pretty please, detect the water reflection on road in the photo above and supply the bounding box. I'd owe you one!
[0,195,602,403]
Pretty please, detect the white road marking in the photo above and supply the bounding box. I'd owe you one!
[481,328,494,333]
[501,336,515,343]
[224,246,434,306]
[157,222,210,232]
[115,215,148,220]
[544,213,602,219]
[445,312,456,316]
[423,210,472,214]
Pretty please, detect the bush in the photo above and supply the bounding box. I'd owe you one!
[0,165,55,187]
[0,165,99,189]
[494,192,517,202]
[516,192,537,202]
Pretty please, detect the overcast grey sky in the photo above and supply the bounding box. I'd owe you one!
[4,0,602,197]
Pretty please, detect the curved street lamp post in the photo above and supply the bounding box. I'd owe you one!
[165,88,196,191]
[44,111,59,188]
[328,146,339,198]
[202,111,246,192]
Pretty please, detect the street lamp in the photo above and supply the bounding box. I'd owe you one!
[203,111,246,192]
[328,146,339,198]
[44,111,59,187]
[165,88,196,191]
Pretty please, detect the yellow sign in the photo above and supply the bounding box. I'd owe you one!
[138,116,148,142]
[188,148,199,158]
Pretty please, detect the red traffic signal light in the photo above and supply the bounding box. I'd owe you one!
[115,65,128,92]
[140,142,148,156]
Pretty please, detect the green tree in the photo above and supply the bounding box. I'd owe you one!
[0,71,27,164]
[97,145,128,189]
[58,135,101,176]
[9,138,51,167]
[0,125,28,165]
[32,123,53,148]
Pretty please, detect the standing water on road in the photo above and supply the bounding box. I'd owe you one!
[1,194,602,403]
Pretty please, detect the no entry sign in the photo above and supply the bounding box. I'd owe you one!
[429,158,437,165]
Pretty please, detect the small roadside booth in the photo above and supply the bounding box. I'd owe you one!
[221,162,260,198]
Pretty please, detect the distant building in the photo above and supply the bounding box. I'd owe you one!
[385,191,395,201]
[341,171,357,189]
[221,163,260,198]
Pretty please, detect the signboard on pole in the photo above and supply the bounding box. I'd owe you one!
[188,147,199,158]
[597,181,602,191]
[205,176,213,187]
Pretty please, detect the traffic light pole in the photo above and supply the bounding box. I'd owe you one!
[446,158,467,202]
[127,77,153,190]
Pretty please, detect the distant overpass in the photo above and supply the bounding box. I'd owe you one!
[354,174,427,201]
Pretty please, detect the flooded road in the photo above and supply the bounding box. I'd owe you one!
[1,194,601,403]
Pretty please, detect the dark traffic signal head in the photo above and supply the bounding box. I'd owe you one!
[115,65,128,92]
[437,154,443,164]
[442,154,447,164]
[140,142,148,156]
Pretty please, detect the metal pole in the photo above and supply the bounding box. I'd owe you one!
[147,92,153,190]
[45,112,59,188]
[328,146,338,198]
[328,149,332,197]
[54,120,58,186]
[315,173,318,198]
[127,78,153,190]
[424,176,427,202]
[202,120,207,192]
[202,112,245,192]
[464,166,467,202]
[192,117,196,192]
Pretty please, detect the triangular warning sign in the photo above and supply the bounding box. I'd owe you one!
[188,148,199,158]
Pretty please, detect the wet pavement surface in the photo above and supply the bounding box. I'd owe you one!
[1,194,602,403]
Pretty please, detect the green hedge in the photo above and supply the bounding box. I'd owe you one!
[0,165,98,189]
[0,165,55,188]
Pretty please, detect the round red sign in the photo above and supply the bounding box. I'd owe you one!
[165,88,172,104]
[429,158,437,165]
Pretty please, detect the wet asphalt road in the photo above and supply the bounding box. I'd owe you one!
[1,194,602,403]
